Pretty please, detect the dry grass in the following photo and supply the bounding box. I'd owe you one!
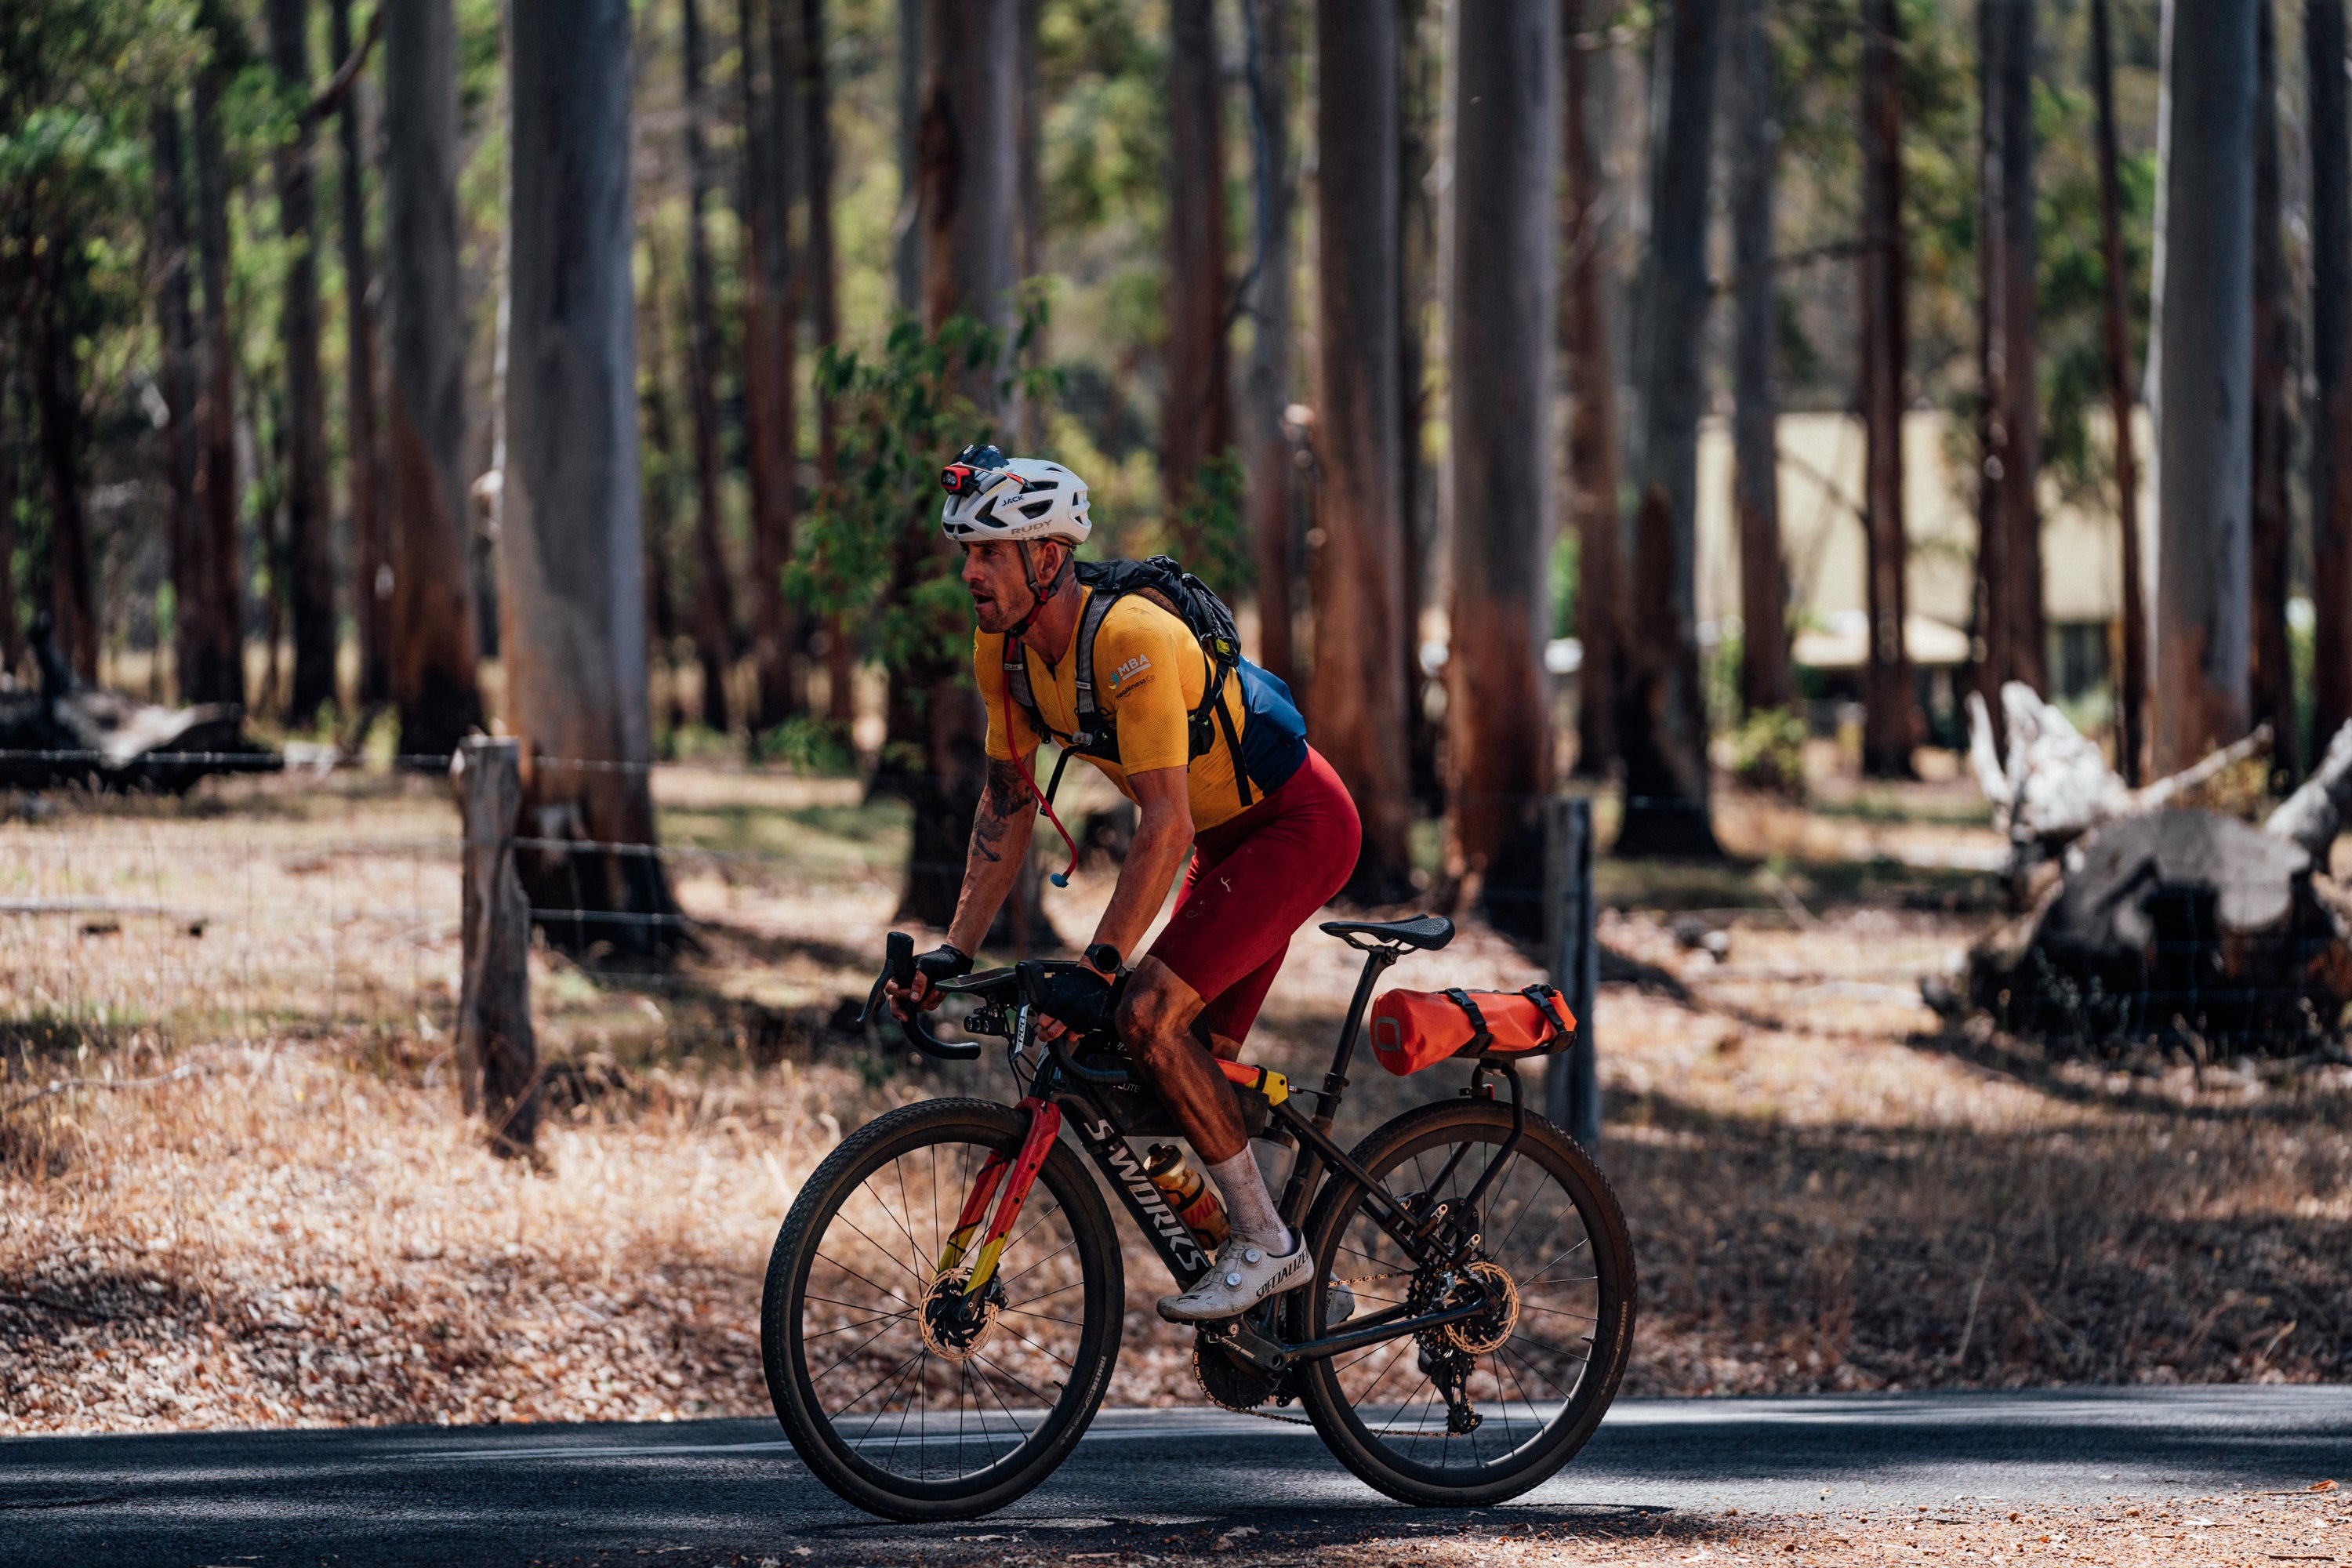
[2,768,2350,1441]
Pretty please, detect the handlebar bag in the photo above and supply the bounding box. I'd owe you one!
[1368,985,1577,1076]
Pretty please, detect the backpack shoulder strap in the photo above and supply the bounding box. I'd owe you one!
[1069,585,1121,742]
[998,637,1065,749]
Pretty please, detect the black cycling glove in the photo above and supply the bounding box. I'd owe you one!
[1035,965,1115,1035]
[899,944,971,1012]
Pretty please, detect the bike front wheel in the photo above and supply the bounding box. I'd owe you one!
[1290,1097,1635,1507]
[760,1098,1124,1520]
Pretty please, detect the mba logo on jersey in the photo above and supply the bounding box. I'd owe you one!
[1108,652,1152,689]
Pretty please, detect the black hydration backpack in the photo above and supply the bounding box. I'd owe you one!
[1002,555,1259,808]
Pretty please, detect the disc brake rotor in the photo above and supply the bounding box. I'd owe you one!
[917,1273,1002,1363]
[1443,1259,1521,1355]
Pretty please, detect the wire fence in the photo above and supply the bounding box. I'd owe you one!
[0,748,965,1076]
[2,743,2335,1075]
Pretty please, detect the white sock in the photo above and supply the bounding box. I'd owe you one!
[1208,1149,1292,1254]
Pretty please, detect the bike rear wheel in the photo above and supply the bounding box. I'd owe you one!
[1291,1098,1634,1507]
[760,1098,1123,1520]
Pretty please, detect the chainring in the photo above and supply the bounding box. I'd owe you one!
[1191,1335,1283,1412]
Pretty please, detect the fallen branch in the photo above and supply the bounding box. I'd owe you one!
[303,6,383,125]
[0,1062,207,1118]
[2133,722,2273,812]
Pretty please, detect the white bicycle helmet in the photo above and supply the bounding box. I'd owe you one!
[938,445,1092,546]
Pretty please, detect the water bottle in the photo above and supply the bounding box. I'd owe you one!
[1142,1143,1231,1248]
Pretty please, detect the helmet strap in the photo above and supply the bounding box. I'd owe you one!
[999,542,1069,642]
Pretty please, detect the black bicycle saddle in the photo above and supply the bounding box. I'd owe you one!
[1318,914,1455,951]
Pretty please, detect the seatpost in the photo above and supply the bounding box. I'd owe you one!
[1320,946,1397,1131]
[1277,942,1398,1227]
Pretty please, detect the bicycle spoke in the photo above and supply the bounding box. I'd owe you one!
[808,1311,915,1392]
[972,1348,1065,1410]
[802,1308,906,1343]
[811,1252,918,1311]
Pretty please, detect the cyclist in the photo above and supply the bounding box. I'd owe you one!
[887,445,1361,1324]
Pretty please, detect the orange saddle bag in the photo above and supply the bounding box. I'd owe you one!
[1367,985,1577,1076]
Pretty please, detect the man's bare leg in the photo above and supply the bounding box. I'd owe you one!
[1117,957,1290,1251]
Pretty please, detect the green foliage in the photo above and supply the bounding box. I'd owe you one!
[1726,706,1809,801]
[1170,449,1250,597]
[756,714,859,776]
[793,305,1058,679]
[1552,528,1580,641]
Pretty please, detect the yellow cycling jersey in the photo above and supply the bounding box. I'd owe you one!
[975,587,1261,830]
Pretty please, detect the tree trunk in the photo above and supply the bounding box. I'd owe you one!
[1976,0,2043,713]
[681,0,737,735]
[898,0,1022,931]
[151,102,201,705]
[1972,2,2012,720]
[1563,3,1624,775]
[895,0,924,318]
[641,232,690,740]
[2091,0,2147,784]
[0,372,17,677]
[332,0,389,712]
[30,237,96,680]
[1399,0,1441,813]
[1163,0,1233,517]
[804,0,851,730]
[1728,0,1786,716]
[1858,0,1914,779]
[2249,0,2296,786]
[190,63,245,709]
[1312,0,1414,902]
[1243,0,1297,689]
[742,0,802,735]
[1617,0,1721,854]
[2314,0,2352,770]
[267,0,338,727]
[2150,0,2256,775]
[383,0,484,758]
[1446,0,1560,878]
[506,0,678,956]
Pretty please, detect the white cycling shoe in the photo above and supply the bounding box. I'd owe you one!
[1156,1235,1315,1323]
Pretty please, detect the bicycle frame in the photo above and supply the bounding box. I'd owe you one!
[929,936,1528,1374]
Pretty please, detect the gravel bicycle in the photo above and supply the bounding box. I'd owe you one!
[759,916,1635,1520]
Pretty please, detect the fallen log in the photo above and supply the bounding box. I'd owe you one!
[0,615,277,791]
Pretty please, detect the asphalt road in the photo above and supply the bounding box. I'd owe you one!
[3,1389,2346,1567]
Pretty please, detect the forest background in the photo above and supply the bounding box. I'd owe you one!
[0,0,2332,925]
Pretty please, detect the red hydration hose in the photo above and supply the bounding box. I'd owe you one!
[999,681,1082,887]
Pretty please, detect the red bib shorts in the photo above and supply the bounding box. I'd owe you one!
[1145,746,1362,1044]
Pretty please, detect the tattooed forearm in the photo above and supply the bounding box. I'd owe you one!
[982,757,1034,817]
[970,808,1008,864]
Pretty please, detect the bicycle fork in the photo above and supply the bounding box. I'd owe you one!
[935,1097,1062,1300]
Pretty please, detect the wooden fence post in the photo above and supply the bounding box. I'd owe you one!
[1544,795,1602,1149]
[452,735,539,1155]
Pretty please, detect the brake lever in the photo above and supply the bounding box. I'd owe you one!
[857,931,981,1062]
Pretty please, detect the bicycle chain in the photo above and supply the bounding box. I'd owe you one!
[1192,1269,1421,1425]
